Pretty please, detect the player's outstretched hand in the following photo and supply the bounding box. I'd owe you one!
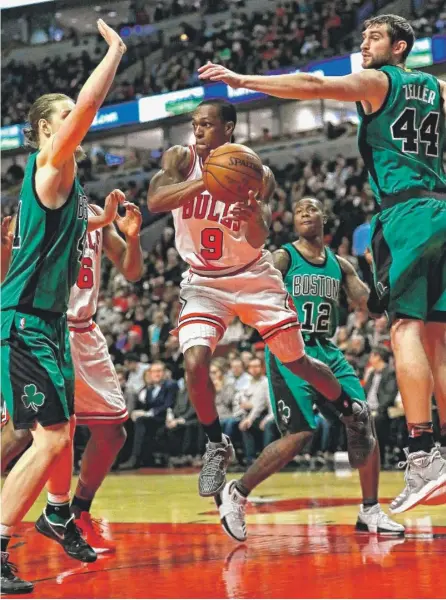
[1,217,14,253]
[116,202,142,239]
[103,189,126,225]
[229,190,260,221]
[198,62,242,88]
[97,19,127,54]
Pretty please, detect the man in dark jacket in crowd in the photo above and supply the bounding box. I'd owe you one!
[120,361,178,469]
[364,346,398,464]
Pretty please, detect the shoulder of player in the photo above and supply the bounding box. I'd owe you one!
[335,254,356,276]
[348,69,389,97]
[162,145,192,175]
[272,247,291,274]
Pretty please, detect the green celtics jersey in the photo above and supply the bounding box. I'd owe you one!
[357,65,446,204]
[282,243,342,339]
[1,152,88,314]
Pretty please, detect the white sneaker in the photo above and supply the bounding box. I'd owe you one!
[389,446,446,514]
[355,503,405,535]
[215,480,247,542]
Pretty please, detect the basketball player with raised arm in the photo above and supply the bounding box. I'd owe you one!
[199,14,446,512]
[0,20,126,593]
[1,199,143,553]
[148,99,375,499]
[214,198,404,542]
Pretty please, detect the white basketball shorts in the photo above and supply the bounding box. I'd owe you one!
[176,251,305,362]
[69,323,128,426]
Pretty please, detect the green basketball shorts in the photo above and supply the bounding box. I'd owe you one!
[265,338,365,435]
[371,197,446,323]
[1,309,74,430]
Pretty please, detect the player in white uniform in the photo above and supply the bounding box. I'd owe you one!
[1,201,143,552]
[148,99,375,498]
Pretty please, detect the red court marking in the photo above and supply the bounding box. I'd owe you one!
[7,523,446,599]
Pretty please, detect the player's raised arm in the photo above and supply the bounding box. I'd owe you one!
[147,146,206,213]
[198,64,388,111]
[337,255,370,310]
[46,20,126,169]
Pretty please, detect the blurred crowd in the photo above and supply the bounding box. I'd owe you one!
[3,0,444,126]
[128,0,246,23]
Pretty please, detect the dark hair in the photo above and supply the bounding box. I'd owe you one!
[23,93,71,149]
[363,14,415,61]
[295,197,324,212]
[371,345,390,362]
[196,99,237,127]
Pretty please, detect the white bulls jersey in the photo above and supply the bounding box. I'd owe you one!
[67,205,103,324]
[172,145,262,276]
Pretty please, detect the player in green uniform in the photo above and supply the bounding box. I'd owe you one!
[199,13,446,514]
[214,198,404,541]
[0,20,127,595]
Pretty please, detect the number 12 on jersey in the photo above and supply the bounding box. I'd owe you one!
[302,302,332,333]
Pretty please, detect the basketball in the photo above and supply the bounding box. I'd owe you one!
[202,143,264,203]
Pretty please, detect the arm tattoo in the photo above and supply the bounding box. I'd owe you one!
[273,249,291,275]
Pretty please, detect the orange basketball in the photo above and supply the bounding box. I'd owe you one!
[202,143,264,203]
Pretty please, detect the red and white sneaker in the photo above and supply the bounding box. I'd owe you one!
[75,512,116,554]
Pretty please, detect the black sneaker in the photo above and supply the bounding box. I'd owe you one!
[1,552,34,594]
[341,402,376,468]
[35,512,97,563]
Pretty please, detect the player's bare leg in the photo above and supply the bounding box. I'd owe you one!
[389,319,446,513]
[355,441,404,534]
[34,416,96,562]
[1,421,74,595]
[71,423,126,552]
[215,430,312,542]
[184,345,234,497]
[2,421,72,527]
[0,420,31,475]
[424,322,446,447]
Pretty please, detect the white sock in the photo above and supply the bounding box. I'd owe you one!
[0,524,14,538]
[47,492,70,505]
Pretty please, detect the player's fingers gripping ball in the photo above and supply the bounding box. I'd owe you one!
[203,143,263,203]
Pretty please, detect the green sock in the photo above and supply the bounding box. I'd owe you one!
[46,497,71,525]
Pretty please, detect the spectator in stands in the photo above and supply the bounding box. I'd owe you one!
[369,315,391,349]
[164,335,185,381]
[345,334,369,380]
[166,376,205,466]
[240,351,254,370]
[211,361,241,439]
[120,362,178,469]
[227,357,252,392]
[364,346,398,466]
[148,310,171,358]
[238,357,270,466]
[352,212,373,284]
[123,352,148,408]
